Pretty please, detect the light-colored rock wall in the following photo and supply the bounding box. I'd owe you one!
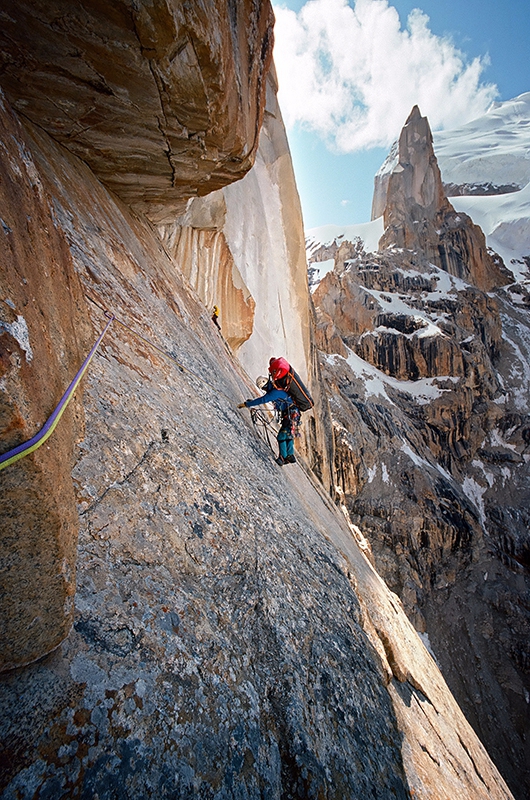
[222,69,312,385]
[161,68,313,379]
[159,68,311,379]
[160,208,256,352]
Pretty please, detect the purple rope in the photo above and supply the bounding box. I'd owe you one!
[0,316,114,471]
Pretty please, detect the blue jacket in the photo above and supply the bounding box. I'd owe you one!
[245,388,293,412]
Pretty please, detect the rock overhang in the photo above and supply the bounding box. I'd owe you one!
[0,0,275,223]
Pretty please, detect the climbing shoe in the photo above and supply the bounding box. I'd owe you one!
[285,455,297,464]
[275,456,286,466]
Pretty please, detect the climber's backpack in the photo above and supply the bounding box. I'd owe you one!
[283,366,314,412]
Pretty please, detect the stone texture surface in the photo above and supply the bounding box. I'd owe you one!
[318,342,530,799]
[377,107,513,291]
[0,0,274,223]
[0,82,513,800]
[0,91,93,670]
[0,0,272,669]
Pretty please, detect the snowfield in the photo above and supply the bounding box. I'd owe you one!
[433,93,530,190]
[306,217,385,259]
[452,182,530,281]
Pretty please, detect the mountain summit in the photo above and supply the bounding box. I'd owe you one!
[378,105,513,291]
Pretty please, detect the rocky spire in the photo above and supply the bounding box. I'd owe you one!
[378,106,513,291]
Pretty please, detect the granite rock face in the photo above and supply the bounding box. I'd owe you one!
[314,249,502,389]
[377,107,512,291]
[0,91,93,670]
[318,338,530,799]
[0,92,514,800]
[0,0,274,222]
[0,0,274,671]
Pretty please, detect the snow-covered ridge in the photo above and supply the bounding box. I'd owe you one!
[306,218,385,291]
[433,93,530,189]
[306,218,385,260]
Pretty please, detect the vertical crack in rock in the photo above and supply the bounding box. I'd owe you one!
[458,734,488,788]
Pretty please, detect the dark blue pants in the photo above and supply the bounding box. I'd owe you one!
[277,428,294,458]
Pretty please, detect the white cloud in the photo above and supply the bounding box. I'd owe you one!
[273,0,498,151]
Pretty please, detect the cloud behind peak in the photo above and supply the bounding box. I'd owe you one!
[273,0,497,151]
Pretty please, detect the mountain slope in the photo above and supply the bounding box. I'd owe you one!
[310,104,529,799]
[0,91,513,800]
[433,93,530,192]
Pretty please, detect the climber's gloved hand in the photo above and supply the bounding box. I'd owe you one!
[237,402,247,409]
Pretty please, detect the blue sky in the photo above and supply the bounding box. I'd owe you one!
[273,0,530,229]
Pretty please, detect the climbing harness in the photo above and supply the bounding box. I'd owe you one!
[277,404,301,438]
[0,314,114,472]
[250,399,301,459]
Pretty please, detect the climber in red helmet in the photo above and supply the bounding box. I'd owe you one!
[268,356,290,382]
[238,357,314,466]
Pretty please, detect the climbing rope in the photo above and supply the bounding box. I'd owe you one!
[85,294,255,405]
[250,407,278,453]
[0,293,262,472]
[86,294,190,373]
[0,315,114,472]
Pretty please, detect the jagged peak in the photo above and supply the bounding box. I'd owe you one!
[378,106,512,291]
[405,104,423,125]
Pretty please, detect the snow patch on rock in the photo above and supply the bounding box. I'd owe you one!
[462,476,487,525]
[0,314,33,361]
[338,347,456,406]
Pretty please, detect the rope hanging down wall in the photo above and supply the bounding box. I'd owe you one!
[0,294,261,472]
[0,314,115,472]
[85,294,251,402]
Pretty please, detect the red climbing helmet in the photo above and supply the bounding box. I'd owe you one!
[269,357,290,380]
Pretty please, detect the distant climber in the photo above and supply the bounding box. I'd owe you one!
[211,305,221,332]
[238,376,299,465]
